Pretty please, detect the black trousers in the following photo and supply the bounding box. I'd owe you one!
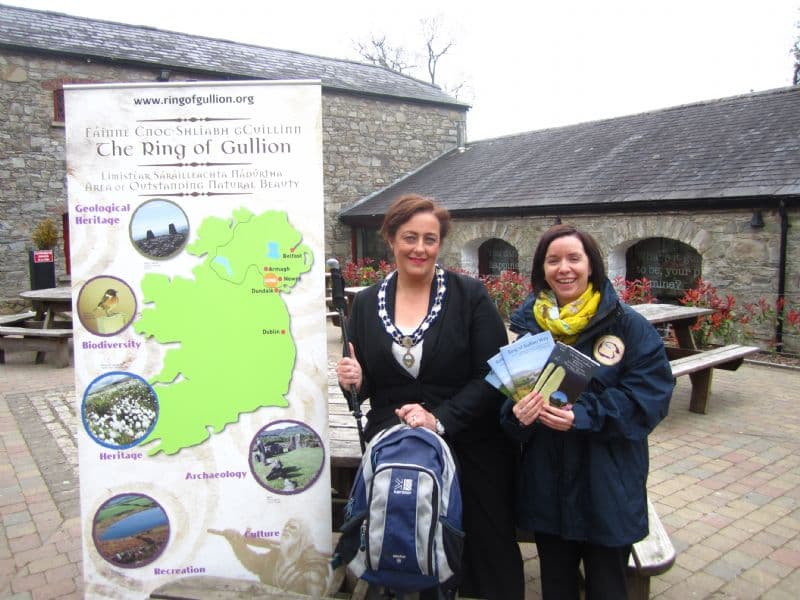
[455,436,525,600]
[535,532,631,600]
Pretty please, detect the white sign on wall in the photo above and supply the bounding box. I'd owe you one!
[64,80,331,598]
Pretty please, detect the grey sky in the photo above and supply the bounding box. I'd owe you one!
[7,0,800,140]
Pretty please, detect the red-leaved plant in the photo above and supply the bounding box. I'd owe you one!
[740,296,800,350]
[341,258,395,286]
[480,270,532,320]
[678,278,738,347]
[612,276,657,305]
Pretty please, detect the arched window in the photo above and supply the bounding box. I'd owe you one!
[478,239,519,277]
[626,238,701,302]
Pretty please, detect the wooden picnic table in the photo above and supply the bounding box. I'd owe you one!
[629,303,759,413]
[628,302,712,349]
[0,286,73,366]
[19,286,73,328]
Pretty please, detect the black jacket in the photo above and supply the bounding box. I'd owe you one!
[501,279,674,546]
[346,270,509,443]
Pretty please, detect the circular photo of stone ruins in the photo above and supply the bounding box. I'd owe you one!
[249,420,325,495]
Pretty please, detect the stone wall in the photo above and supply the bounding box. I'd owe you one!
[443,207,799,353]
[0,49,465,307]
[0,51,190,306]
[322,92,463,260]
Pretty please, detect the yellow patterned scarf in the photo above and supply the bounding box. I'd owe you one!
[533,284,602,344]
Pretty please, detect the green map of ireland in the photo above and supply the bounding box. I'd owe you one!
[133,208,313,455]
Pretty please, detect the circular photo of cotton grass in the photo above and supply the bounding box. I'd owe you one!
[82,372,158,449]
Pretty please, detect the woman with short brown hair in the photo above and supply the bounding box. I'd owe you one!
[337,194,524,599]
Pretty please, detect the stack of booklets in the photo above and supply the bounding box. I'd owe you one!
[485,332,600,407]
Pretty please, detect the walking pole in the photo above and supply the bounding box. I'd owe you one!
[327,259,366,453]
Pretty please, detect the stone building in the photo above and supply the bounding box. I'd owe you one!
[2,4,798,352]
[0,3,466,307]
[342,87,800,352]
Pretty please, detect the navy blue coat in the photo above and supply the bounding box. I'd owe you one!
[501,279,674,546]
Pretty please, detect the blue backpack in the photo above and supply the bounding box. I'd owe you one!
[335,424,464,593]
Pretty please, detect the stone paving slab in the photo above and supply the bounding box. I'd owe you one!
[1,340,799,599]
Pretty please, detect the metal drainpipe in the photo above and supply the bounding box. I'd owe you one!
[776,200,788,352]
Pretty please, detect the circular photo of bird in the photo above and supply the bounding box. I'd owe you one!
[82,371,158,449]
[249,420,325,495]
[129,199,189,260]
[92,493,170,568]
[77,275,136,336]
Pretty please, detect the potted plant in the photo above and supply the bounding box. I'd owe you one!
[29,217,59,289]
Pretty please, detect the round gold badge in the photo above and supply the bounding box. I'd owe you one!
[593,335,625,365]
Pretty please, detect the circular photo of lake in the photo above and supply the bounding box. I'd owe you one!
[76,275,137,336]
[82,372,158,449]
[92,493,169,568]
[130,199,189,260]
[249,420,325,495]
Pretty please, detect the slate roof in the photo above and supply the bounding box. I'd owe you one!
[0,3,464,108]
[342,86,800,222]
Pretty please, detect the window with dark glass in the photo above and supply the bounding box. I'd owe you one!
[626,238,701,302]
[478,238,519,276]
[357,228,391,262]
[53,88,65,122]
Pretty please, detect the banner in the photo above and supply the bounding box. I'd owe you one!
[64,80,330,598]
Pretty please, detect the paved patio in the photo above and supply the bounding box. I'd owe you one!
[1,328,799,599]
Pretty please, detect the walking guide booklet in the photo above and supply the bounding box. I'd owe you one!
[485,331,555,401]
[532,341,600,407]
[485,334,599,406]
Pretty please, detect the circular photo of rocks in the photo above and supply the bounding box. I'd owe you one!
[249,420,325,495]
[92,493,169,568]
[130,199,189,260]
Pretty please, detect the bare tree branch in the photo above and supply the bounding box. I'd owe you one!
[353,17,468,97]
[421,17,454,86]
[445,81,466,100]
[793,15,800,86]
[354,35,415,74]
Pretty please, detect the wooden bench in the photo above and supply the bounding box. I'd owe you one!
[626,499,676,600]
[668,344,760,413]
[0,311,37,325]
[0,324,73,367]
[0,311,37,364]
[515,499,675,600]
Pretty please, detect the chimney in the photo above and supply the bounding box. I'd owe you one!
[456,122,466,151]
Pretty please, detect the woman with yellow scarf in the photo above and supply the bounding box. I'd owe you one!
[501,224,674,600]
